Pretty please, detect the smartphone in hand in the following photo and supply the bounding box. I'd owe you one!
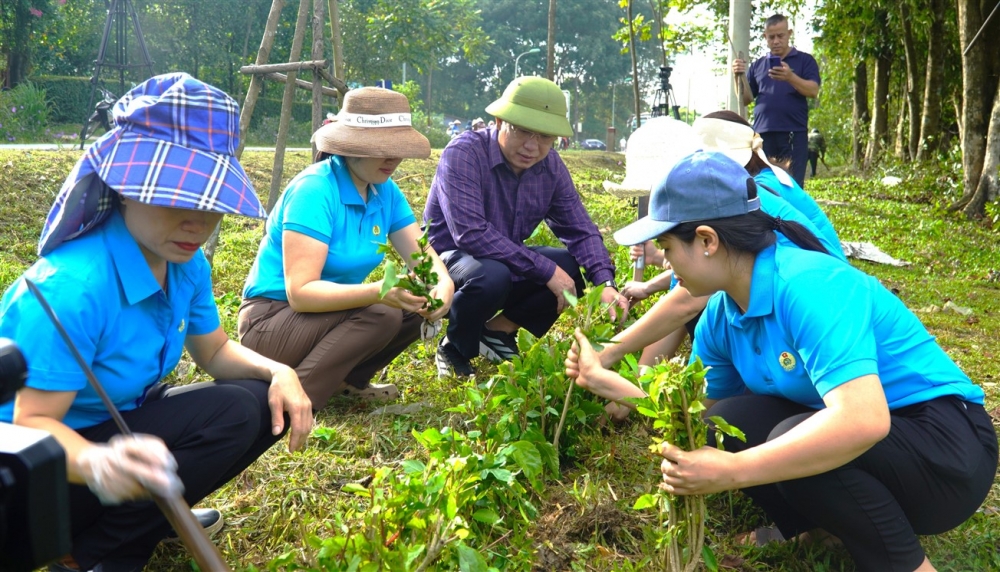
[768,55,783,69]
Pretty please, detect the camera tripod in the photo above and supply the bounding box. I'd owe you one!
[651,65,681,121]
[78,0,154,149]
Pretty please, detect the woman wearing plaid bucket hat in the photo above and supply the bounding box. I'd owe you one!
[239,87,453,407]
[0,73,313,571]
[567,151,997,571]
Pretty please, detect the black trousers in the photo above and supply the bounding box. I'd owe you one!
[808,150,820,177]
[706,394,997,572]
[760,130,809,188]
[440,247,585,359]
[68,379,285,569]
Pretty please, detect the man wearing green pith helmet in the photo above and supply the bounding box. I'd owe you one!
[425,76,628,378]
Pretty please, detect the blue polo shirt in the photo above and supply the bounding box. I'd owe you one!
[757,191,846,262]
[0,210,220,430]
[747,48,820,133]
[755,167,842,255]
[243,156,417,301]
[692,243,983,409]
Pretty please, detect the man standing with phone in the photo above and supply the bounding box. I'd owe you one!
[732,13,820,187]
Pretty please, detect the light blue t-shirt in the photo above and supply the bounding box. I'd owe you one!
[692,243,983,409]
[755,167,842,256]
[243,156,416,301]
[0,210,220,429]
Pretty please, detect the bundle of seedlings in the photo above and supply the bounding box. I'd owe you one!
[630,359,744,572]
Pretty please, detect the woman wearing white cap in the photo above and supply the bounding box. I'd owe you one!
[0,73,312,571]
[239,87,453,408]
[569,151,997,572]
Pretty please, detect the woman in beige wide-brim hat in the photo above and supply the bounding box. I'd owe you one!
[239,87,453,407]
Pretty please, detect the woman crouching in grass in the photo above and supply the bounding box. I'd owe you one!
[567,150,997,572]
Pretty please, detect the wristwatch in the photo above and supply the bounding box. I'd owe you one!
[600,279,617,291]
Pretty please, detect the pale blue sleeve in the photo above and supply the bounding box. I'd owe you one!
[282,175,338,244]
[691,295,747,400]
[0,265,102,393]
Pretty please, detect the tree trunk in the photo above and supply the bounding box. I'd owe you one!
[237,0,287,158]
[852,61,870,168]
[426,66,433,127]
[627,0,642,130]
[916,0,947,161]
[951,0,1000,215]
[310,0,327,157]
[894,95,908,160]
[865,48,892,170]
[546,0,556,80]
[649,0,666,67]
[961,85,1000,218]
[328,0,345,83]
[898,0,921,160]
[267,0,311,214]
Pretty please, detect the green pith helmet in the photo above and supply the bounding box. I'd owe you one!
[485,76,573,138]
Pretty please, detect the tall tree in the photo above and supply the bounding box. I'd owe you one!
[915,0,948,160]
[897,0,922,160]
[546,0,555,80]
[950,0,1000,217]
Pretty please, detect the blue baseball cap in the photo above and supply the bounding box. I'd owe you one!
[612,151,760,246]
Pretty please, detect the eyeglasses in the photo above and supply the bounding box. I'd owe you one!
[505,123,558,146]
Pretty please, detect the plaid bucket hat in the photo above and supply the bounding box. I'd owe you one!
[39,72,265,256]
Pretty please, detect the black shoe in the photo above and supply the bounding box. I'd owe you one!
[479,328,519,362]
[162,507,224,543]
[436,337,475,378]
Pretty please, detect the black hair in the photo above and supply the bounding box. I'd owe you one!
[663,180,829,257]
[315,150,334,163]
[765,14,788,28]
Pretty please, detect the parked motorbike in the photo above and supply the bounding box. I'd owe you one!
[79,87,117,149]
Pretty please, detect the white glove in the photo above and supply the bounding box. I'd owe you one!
[76,434,184,505]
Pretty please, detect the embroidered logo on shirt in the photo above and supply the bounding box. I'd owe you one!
[779,351,796,371]
[178,319,185,333]
[373,224,381,236]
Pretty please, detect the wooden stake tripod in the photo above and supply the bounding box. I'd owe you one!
[77,0,154,150]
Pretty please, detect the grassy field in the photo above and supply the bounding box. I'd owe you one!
[2,148,998,571]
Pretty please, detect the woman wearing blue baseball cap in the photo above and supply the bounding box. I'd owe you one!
[0,73,312,571]
[567,151,997,572]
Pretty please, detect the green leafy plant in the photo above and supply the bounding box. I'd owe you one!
[630,359,745,572]
[377,225,442,314]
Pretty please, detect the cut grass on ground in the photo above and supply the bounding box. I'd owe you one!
[1,149,997,571]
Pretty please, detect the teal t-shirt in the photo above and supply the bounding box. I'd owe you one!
[0,211,220,429]
[243,156,416,301]
[755,167,842,256]
[692,243,983,409]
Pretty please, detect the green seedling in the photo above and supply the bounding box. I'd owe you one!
[629,359,745,572]
[377,225,442,314]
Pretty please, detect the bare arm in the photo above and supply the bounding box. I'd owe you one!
[732,59,754,106]
[186,327,312,452]
[283,230,426,314]
[599,286,707,367]
[660,375,891,495]
[12,388,91,483]
[771,63,819,98]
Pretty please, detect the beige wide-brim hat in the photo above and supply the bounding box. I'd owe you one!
[602,116,698,198]
[692,116,793,187]
[311,87,430,159]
